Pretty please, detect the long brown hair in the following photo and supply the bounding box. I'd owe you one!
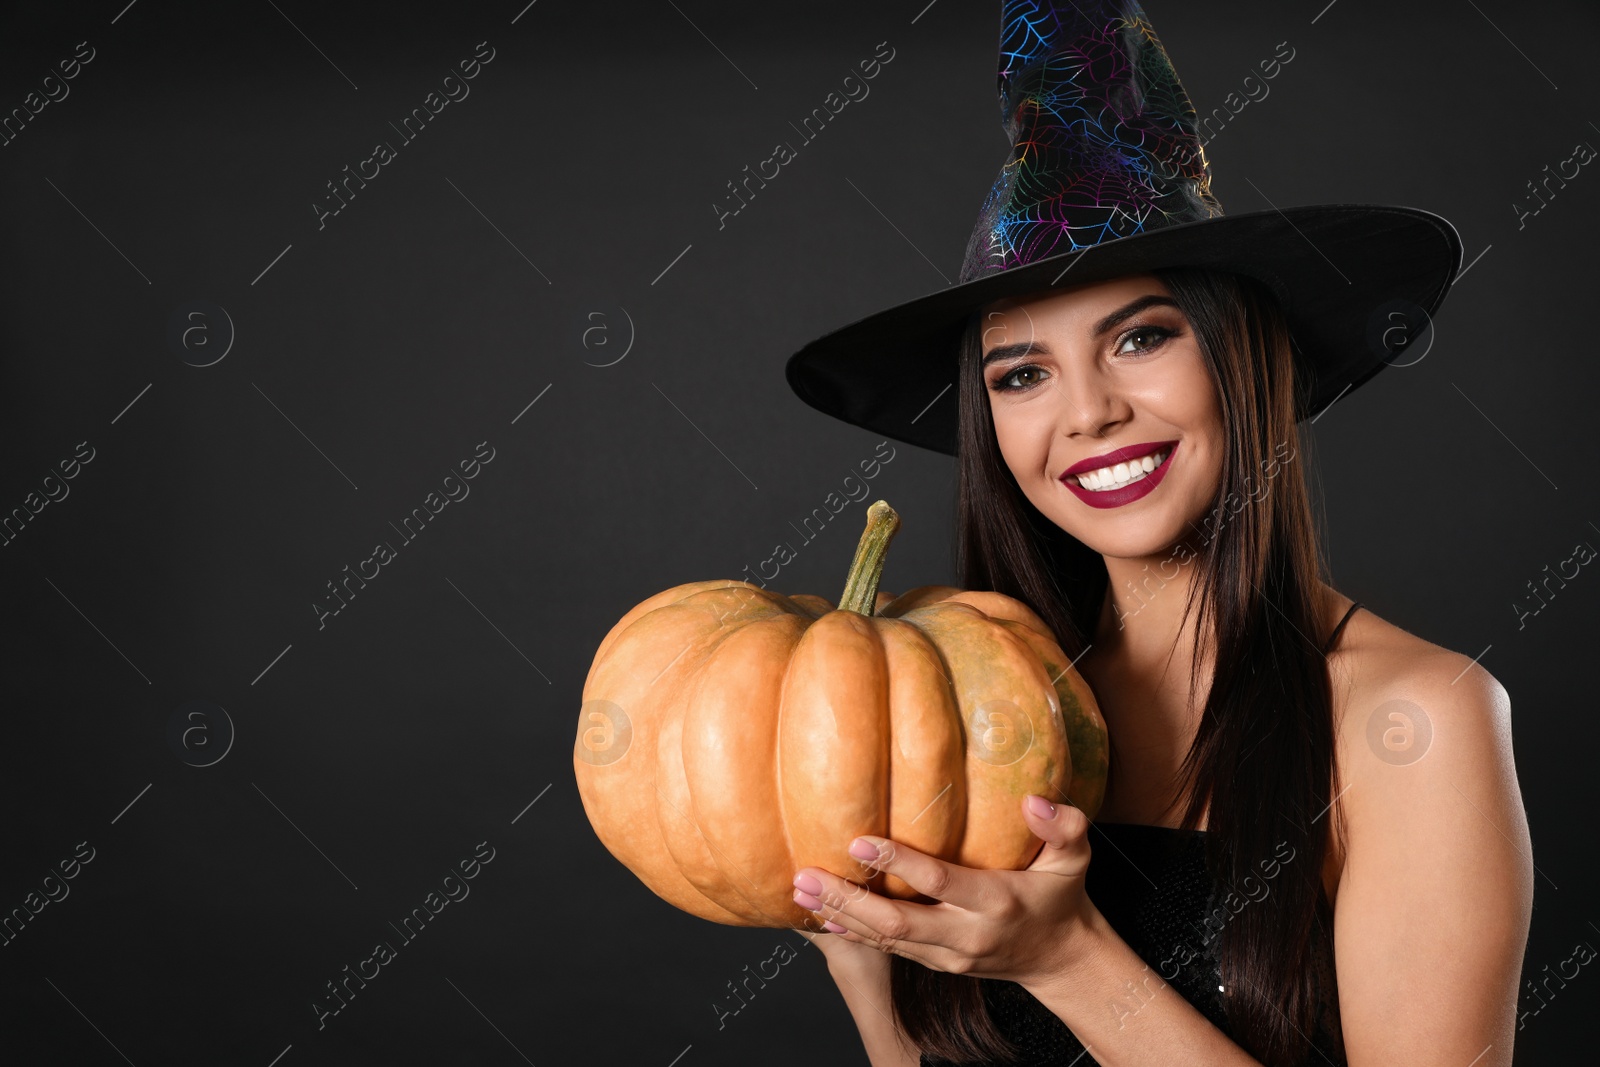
[888,266,1348,1065]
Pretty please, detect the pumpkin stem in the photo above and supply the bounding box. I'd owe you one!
[839,500,900,616]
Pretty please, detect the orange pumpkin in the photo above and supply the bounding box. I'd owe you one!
[573,500,1107,930]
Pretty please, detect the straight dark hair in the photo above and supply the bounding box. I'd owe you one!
[887,266,1348,1065]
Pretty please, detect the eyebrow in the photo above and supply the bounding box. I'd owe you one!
[980,294,1181,366]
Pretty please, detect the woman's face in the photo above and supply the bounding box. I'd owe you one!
[980,273,1225,560]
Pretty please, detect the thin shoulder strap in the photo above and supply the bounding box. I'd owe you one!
[1321,600,1363,655]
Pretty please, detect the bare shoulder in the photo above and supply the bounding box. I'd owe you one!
[1325,603,1512,766]
[1318,601,1529,902]
[1323,600,1529,904]
[1319,605,1534,1060]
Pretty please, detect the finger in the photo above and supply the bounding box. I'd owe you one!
[793,865,958,968]
[845,834,988,910]
[1021,795,1092,877]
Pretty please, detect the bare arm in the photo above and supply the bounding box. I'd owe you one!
[1330,657,1533,1065]
[806,928,920,1067]
[1017,907,1266,1065]
[1023,654,1534,1065]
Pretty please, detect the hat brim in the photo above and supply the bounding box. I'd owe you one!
[785,204,1462,456]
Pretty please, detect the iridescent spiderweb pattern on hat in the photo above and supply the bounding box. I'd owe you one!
[959,0,1226,284]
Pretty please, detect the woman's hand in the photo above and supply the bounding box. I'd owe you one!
[791,794,1097,987]
[791,886,885,974]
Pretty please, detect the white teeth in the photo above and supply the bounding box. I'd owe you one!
[1074,449,1169,491]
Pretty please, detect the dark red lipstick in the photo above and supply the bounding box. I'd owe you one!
[1059,440,1179,510]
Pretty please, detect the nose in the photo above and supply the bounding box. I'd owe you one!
[1052,349,1128,441]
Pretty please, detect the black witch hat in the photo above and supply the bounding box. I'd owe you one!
[785,0,1461,456]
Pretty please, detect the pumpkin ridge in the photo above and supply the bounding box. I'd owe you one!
[877,616,966,899]
[587,579,746,687]
[684,610,813,924]
[778,610,892,911]
[911,603,1070,872]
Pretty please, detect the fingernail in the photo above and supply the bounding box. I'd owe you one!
[848,838,881,861]
[1026,794,1056,819]
[822,920,847,933]
[792,872,823,896]
[793,888,823,911]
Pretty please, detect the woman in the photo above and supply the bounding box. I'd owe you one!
[780,3,1533,1065]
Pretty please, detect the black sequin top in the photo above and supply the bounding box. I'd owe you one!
[920,603,1362,1067]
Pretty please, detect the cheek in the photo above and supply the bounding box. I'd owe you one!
[988,399,1054,473]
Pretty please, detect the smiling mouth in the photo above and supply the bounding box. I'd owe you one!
[1069,446,1172,492]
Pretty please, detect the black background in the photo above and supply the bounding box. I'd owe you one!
[1,1,1595,1064]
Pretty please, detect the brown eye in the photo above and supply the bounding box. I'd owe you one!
[1117,325,1174,356]
[993,364,1048,392]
